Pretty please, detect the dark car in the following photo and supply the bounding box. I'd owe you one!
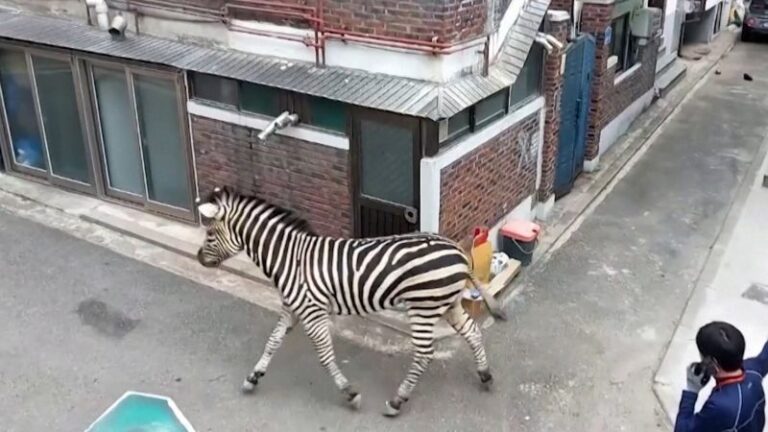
[743,0,768,41]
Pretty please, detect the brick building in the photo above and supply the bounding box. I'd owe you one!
[0,0,576,247]
[560,0,664,172]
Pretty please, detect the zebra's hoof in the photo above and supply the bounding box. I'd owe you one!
[347,393,362,410]
[478,370,494,390]
[241,371,264,393]
[383,400,402,417]
[241,380,256,393]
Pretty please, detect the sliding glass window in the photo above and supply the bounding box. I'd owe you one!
[0,48,92,189]
[90,63,192,215]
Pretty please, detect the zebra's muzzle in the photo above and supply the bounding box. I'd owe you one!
[197,248,221,268]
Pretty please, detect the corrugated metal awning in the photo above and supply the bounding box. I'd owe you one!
[0,1,549,120]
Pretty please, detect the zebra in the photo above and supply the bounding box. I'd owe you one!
[195,187,506,417]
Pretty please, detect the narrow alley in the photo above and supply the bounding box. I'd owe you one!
[1,40,767,432]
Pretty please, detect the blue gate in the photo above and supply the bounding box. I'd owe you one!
[554,34,596,198]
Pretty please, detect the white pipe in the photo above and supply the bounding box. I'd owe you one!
[534,33,554,53]
[257,111,300,142]
[545,34,565,50]
[86,0,110,31]
[535,32,565,53]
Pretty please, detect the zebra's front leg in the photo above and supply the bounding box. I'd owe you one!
[302,308,361,410]
[242,308,296,393]
[384,307,445,417]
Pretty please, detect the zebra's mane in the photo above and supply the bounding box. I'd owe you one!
[211,187,316,237]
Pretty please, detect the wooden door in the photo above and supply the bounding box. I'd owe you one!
[351,109,420,238]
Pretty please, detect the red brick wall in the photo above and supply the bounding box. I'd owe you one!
[539,15,569,202]
[142,0,488,43]
[579,1,614,161]
[439,112,540,243]
[192,115,353,238]
[601,40,659,127]
[580,3,661,160]
[549,0,574,15]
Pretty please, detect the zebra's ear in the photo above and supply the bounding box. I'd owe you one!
[198,202,222,220]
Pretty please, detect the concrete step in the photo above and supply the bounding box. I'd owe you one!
[655,59,688,97]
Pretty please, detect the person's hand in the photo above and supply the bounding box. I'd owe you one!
[686,362,711,393]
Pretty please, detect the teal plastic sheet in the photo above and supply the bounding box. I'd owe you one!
[86,391,195,432]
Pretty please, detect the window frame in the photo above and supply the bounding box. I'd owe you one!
[438,40,546,150]
[292,93,349,134]
[238,80,285,118]
[445,107,472,142]
[510,43,545,110]
[87,58,196,220]
[0,41,198,222]
[0,44,97,195]
[610,14,636,73]
[189,71,350,135]
[474,89,510,130]
[190,72,238,108]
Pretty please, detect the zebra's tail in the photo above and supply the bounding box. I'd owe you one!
[467,273,508,321]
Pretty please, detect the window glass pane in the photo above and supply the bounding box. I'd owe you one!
[306,96,347,133]
[510,44,544,107]
[191,72,237,106]
[134,74,191,209]
[447,108,470,138]
[0,50,46,170]
[93,67,145,196]
[612,16,628,71]
[360,119,413,206]
[240,82,281,116]
[33,56,90,184]
[474,90,508,127]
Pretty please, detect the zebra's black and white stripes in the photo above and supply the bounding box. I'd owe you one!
[195,187,505,416]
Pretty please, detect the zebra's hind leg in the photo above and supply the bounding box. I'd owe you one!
[383,305,448,418]
[302,308,361,410]
[242,308,296,393]
[444,303,494,390]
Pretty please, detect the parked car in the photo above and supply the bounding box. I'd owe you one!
[743,0,768,41]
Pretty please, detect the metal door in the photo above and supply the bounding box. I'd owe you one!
[351,109,420,238]
[554,35,596,198]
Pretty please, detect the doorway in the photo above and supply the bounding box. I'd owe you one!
[351,109,420,238]
[554,35,596,198]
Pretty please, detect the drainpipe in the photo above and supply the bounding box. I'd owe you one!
[85,0,110,31]
[257,111,300,142]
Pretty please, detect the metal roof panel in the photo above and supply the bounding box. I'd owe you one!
[0,2,550,120]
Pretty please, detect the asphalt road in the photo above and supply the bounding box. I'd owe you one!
[1,40,768,432]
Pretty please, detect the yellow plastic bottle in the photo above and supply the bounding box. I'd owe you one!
[470,226,493,284]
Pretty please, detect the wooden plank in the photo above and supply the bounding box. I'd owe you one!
[461,259,522,320]
[487,258,521,298]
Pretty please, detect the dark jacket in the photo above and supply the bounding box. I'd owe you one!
[674,340,768,432]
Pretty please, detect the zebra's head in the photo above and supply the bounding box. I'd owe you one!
[196,187,243,268]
